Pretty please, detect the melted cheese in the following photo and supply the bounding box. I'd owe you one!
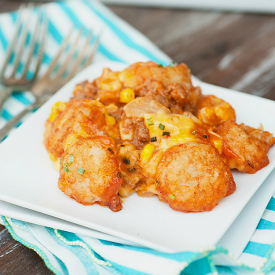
[208,130,223,154]
[144,113,198,151]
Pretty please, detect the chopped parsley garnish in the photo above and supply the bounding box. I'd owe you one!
[120,144,125,147]
[150,136,157,142]
[203,134,208,138]
[122,156,130,165]
[169,61,176,67]
[117,172,122,179]
[158,64,163,67]
[128,167,136,173]
[68,154,74,165]
[156,180,159,185]
[169,194,175,200]
[77,168,85,175]
[108,148,114,154]
[64,164,70,173]
[159,123,165,130]
[162,131,171,136]
[192,130,197,135]
[147,117,154,126]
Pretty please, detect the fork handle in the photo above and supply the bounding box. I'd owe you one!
[0,101,40,141]
[0,86,12,111]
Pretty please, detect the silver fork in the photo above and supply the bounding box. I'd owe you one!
[0,29,99,141]
[0,4,47,110]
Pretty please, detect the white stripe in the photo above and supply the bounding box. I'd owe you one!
[90,0,171,62]
[29,224,87,275]
[11,224,63,274]
[262,209,275,223]
[238,253,266,269]
[79,235,185,275]
[54,2,148,63]
[3,97,27,116]
[249,229,275,245]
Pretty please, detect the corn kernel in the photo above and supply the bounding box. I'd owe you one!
[213,139,223,154]
[49,153,57,162]
[106,115,116,125]
[65,133,78,149]
[52,101,67,113]
[49,111,58,123]
[141,144,155,163]
[78,128,88,137]
[120,88,135,103]
[49,102,67,123]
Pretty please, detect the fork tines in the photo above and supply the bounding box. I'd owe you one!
[45,28,99,81]
[31,28,99,97]
[0,4,48,88]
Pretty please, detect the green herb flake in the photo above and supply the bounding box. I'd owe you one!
[150,136,157,142]
[158,64,163,67]
[128,167,136,173]
[203,134,208,138]
[120,144,125,147]
[162,131,171,136]
[108,148,114,154]
[169,61,176,67]
[117,172,122,179]
[146,117,154,126]
[156,180,159,185]
[159,123,165,130]
[68,154,74,165]
[192,130,197,135]
[64,164,70,173]
[77,168,85,175]
[169,194,175,200]
[122,156,130,165]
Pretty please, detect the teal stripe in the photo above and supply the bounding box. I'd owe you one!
[43,53,52,65]
[2,109,13,121]
[48,20,63,44]
[10,218,30,231]
[46,228,99,275]
[108,260,151,275]
[83,0,165,64]
[244,241,270,257]
[53,255,69,275]
[257,219,275,230]
[98,240,198,262]
[10,11,17,23]
[56,2,125,63]
[97,44,125,63]
[0,27,8,50]
[181,257,213,275]
[216,266,238,275]
[267,197,275,211]
[12,92,32,106]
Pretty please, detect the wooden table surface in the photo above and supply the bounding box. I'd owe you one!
[1,1,275,274]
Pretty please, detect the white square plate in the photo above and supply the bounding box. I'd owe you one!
[0,61,274,253]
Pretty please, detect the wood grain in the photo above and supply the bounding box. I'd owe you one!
[111,6,275,100]
[0,1,275,274]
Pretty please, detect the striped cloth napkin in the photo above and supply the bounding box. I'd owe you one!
[1,1,275,274]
